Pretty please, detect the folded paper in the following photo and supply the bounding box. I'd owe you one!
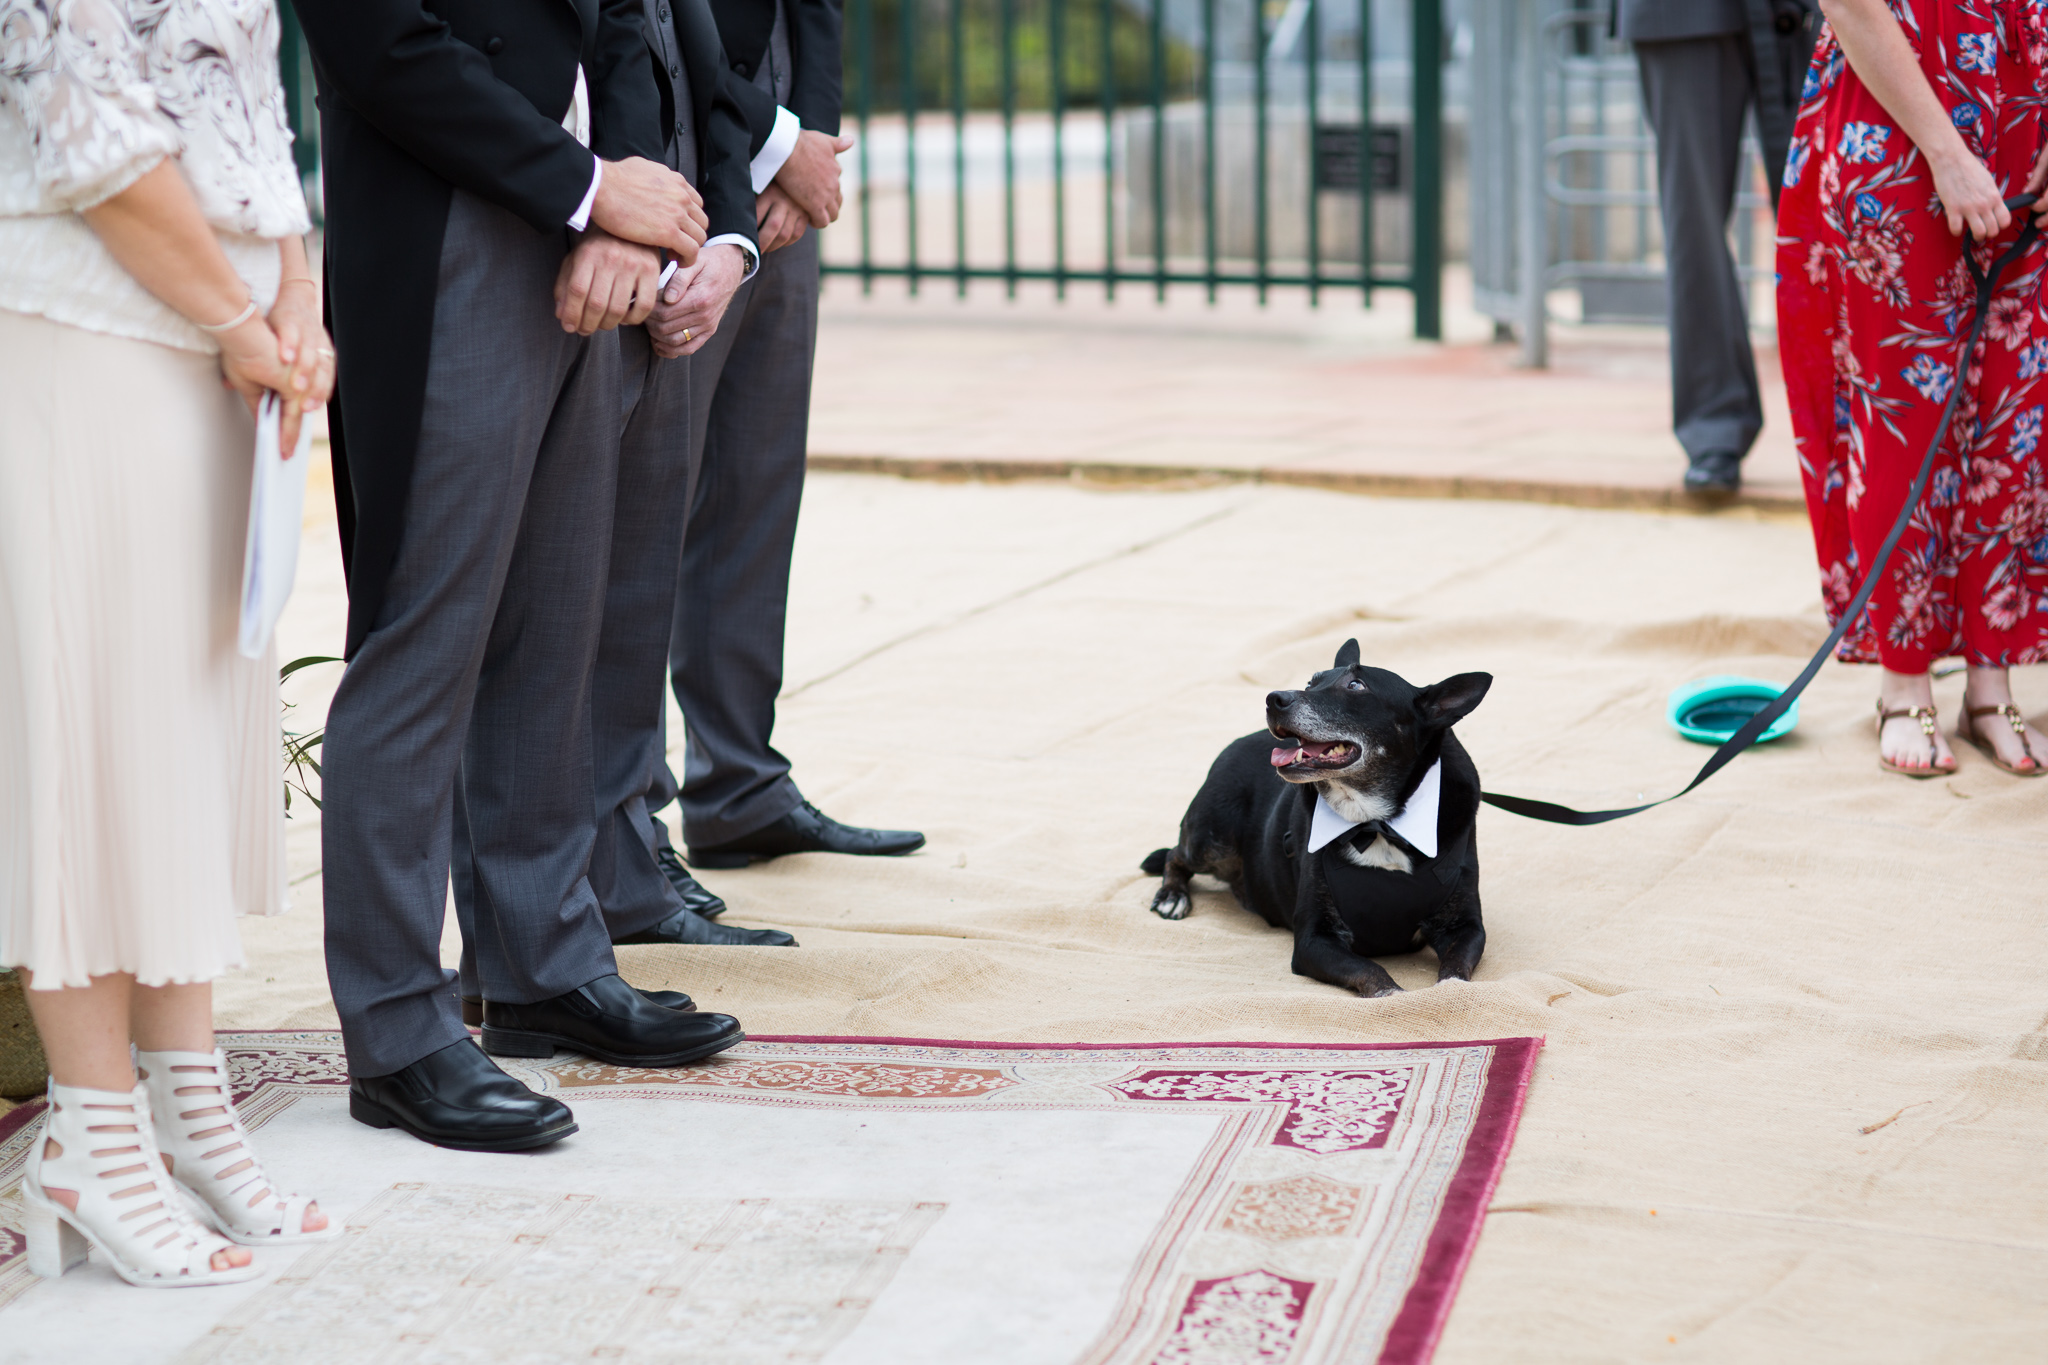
[237,393,311,659]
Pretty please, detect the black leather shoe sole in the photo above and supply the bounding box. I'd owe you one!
[687,835,926,869]
[347,1089,579,1152]
[479,1021,745,1069]
[611,916,798,947]
[685,847,758,869]
[687,803,927,867]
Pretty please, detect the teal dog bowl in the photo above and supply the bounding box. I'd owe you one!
[1667,675,1799,746]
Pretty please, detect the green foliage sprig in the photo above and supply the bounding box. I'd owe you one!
[849,0,1201,114]
[280,654,340,815]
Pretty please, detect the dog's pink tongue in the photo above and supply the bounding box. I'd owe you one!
[1271,739,1335,766]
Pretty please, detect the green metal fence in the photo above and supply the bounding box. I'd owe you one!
[276,4,319,212]
[271,0,1444,335]
[834,0,1444,333]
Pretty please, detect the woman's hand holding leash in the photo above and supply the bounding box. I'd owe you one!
[2024,147,2048,230]
[1931,146,2009,240]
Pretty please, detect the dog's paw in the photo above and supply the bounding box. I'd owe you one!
[1150,888,1192,921]
[1358,983,1405,999]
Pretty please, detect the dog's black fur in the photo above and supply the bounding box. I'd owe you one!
[1141,640,1492,997]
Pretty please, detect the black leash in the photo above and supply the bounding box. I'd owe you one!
[1481,196,2041,826]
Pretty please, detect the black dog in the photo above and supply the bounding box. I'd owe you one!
[1141,640,1492,997]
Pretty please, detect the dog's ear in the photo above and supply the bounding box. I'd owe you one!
[1415,673,1492,730]
[1333,638,1361,669]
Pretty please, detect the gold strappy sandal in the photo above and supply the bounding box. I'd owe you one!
[1876,702,1955,778]
[1957,702,2046,777]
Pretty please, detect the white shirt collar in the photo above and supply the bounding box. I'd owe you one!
[1306,759,1441,858]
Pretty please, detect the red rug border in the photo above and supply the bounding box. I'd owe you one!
[746,1033,1543,1053]
[0,1099,40,1147]
[1376,1034,1541,1364]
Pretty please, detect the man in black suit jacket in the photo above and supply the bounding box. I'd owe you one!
[554,0,816,962]
[631,0,928,901]
[295,0,744,1152]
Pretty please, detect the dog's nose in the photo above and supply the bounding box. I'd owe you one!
[1267,690,1296,710]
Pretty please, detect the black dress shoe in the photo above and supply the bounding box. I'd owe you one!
[349,1038,578,1152]
[461,987,693,1028]
[480,973,745,1067]
[688,801,925,868]
[1683,450,1742,494]
[613,904,797,947]
[656,845,728,919]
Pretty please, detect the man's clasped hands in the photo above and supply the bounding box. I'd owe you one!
[554,127,854,358]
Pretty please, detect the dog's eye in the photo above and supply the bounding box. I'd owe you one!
[1345,678,1365,691]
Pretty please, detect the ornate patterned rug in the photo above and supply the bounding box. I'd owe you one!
[0,1032,1537,1364]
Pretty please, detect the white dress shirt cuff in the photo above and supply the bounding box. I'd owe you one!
[749,106,801,194]
[568,156,602,232]
[703,233,761,279]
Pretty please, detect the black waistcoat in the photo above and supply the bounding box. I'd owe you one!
[1315,820,1471,957]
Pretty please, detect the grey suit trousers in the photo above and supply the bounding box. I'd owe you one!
[645,229,820,850]
[578,326,698,945]
[323,191,622,1077]
[1636,34,1765,465]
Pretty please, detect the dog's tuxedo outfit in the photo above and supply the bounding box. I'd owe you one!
[1303,761,1479,958]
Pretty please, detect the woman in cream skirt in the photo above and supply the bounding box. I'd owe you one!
[1,0,338,1284]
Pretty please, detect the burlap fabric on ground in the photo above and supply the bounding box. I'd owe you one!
[218,474,2040,1362]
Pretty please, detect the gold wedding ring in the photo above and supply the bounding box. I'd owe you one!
[682,329,692,343]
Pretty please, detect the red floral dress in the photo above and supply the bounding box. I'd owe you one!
[1777,0,2048,670]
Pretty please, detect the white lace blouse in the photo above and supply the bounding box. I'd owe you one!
[0,0,310,352]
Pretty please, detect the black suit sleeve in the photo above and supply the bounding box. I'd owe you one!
[723,68,777,155]
[786,0,842,133]
[290,0,596,232]
[588,0,666,161]
[699,72,759,241]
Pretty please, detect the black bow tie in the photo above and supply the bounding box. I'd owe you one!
[1333,819,1469,886]
[1338,821,1425,862]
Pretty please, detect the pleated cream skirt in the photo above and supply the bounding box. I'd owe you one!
[0,308,284,989]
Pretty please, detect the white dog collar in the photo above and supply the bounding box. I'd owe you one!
[1307,759,1441,858]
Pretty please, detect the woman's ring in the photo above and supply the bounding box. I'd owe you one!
[316,348,335,359]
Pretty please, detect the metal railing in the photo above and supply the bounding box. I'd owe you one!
[1469,0,1774,366]
[271,2,1448,335]
[833,0,1447,333]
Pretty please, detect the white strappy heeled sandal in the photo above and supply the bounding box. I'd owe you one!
[138,1049,336,1247]
[23,1080,260,1288]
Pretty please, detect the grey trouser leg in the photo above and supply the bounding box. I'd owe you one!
[1636,34,1764,464]
[324,191,621,1077]
[582,326,696,943]
[645,230,819,850]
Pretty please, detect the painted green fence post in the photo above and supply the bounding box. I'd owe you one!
[277,2,319,217]
[1409,0,1443,339]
